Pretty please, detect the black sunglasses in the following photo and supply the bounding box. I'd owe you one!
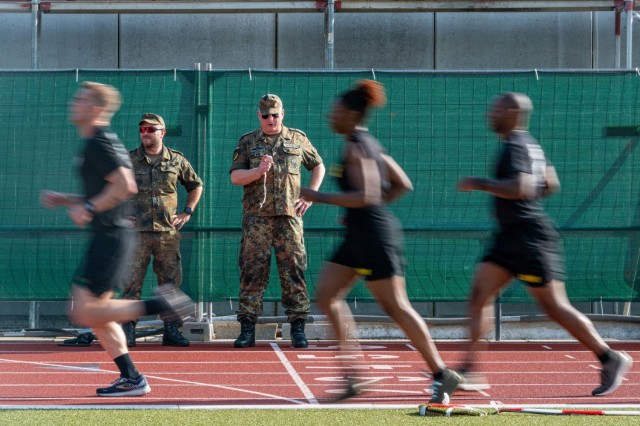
[261,113,280,119]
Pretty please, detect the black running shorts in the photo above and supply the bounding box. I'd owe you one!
[482,221,566,286]
[72,229,138,296]
[330,226,406,281]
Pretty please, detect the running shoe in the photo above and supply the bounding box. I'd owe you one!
[154,286,194,324]
[457,371,491,391]
[333,377,364,402]
[592,350,633,396]
[429,368,462,404]
[96,375,151,397]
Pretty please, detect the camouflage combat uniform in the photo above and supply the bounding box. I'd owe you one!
[122,145,203,300]
[230,125,323,322]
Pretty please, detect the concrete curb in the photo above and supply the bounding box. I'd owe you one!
[178,314,640,342]
[4,314,638,344]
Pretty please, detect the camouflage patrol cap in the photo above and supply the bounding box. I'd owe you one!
[258,94,283,115]
[139,113,165,128]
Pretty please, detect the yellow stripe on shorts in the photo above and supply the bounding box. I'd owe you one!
[517,274,543,284]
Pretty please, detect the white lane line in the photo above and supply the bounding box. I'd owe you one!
[564,355,575,360]
[542,345,553,350]
[0,357,307,405]
[0,403,420,410]
[3,403,640,410]
[0,358,107,374]
[270,343,318,405]
[327,388,423,395]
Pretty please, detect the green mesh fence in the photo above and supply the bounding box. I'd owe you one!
[1,70,640,303]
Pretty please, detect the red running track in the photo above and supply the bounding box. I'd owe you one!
[0,341,638,408]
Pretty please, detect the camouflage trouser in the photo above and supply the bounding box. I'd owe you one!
[122,231,182,300]
[237,215,310,323]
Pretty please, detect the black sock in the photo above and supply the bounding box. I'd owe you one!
[144,299,169,316]
[114,353,140,380]
[432,371,444,381]
[597,349,611,364]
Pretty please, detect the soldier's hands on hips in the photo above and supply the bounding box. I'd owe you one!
[295,197,313,217]
[171,213,191,230]
[258,154,274,176]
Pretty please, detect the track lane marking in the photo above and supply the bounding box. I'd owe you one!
[0,357,308,405]
[270,343,318,404]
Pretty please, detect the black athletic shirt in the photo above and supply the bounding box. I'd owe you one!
[337,128,393,230]
[494,130,549,227]
[79,127,134,231]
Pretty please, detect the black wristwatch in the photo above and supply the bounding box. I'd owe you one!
[183,207,193,216]
[84,200,96,215]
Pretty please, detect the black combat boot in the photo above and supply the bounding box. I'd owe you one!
[290,319,308,348]
[122,321,137,347]
[162,319,190,347]
[234,319,256,348]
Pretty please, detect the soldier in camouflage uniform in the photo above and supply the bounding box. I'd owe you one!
[230,94,325,348]
[121,113,203,347]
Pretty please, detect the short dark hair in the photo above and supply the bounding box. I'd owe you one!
[500,92,532,128]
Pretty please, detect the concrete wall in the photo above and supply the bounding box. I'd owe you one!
[1,11,638,70]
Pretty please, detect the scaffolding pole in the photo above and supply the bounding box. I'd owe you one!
[626,0,635,68]
[324,0,335,69]
[30,0,40,69]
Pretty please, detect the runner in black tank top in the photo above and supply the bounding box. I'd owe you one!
[301,80,461,403]
[458,92,632,396]
[40,82,193,397]
[330,127,405,280]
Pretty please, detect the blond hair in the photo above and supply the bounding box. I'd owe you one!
[81,81,122,120]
